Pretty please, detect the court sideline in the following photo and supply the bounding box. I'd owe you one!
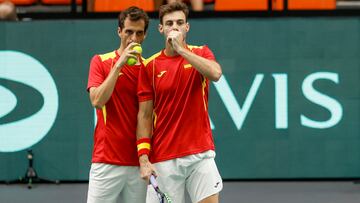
[1,181,360,202]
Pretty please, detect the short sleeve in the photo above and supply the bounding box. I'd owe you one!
[137,60,154,102]
[87,55,104,92]
[201,45,216,61]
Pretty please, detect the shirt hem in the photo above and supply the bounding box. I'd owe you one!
[139,96,153,102]
[151,147,215,163]
[92,159,139,166]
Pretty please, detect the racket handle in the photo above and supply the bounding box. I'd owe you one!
[150,175,158,188]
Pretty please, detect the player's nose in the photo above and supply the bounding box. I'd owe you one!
[130,33,137,41]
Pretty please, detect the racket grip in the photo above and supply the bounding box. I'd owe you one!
[150,175,158,188]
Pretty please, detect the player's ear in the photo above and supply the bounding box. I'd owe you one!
[117,27,122,36]
[185,22,190,32]
[158,24,163,34]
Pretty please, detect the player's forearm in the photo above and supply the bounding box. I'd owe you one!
[136,100,153,140]
[137,101,154,179]
[136,101,153,159]
[136,116,152,140]
[89,67,121,108]
[178,48,222,81]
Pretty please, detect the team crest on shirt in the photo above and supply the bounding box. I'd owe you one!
[157,71,167,78]
[184,64,192,69]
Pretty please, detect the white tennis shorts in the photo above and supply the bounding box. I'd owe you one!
[147,150,223,203]
[87,163,147,203]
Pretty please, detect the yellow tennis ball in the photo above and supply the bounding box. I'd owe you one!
[127,45,142,66]
[127,57,137,66]
[133,45,142,54]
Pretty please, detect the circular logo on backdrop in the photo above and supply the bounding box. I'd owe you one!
[0,50,58,152]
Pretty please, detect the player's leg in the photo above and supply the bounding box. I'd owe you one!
[87,163,126,203]
[198,193,219,203]
[186,151,223,203]
[146,183,160,203]
[120,167,147,203]
[149,160,187,203]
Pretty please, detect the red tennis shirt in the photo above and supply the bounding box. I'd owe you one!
[87,50,141,166]
[138,45,216,163]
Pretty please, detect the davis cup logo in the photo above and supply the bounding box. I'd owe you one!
[0,51,58,152]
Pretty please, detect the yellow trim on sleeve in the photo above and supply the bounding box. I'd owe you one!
[153,111,157,129]
[201,77,207,111]
[102,105,107,125]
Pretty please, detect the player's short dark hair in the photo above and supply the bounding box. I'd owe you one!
[118,6,150,33]
[159,2,189,24]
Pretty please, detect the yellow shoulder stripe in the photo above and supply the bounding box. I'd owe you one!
[99,51,116,62]
[143,51,162,66]
[188,45,203,50]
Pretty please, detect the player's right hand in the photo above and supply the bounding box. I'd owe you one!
[114,42,140,69]
[167,30,184,52]
[139,155,156,181]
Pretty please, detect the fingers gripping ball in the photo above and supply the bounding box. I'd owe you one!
[127,45,143,66]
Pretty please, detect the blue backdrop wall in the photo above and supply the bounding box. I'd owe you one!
[0,17,359,180]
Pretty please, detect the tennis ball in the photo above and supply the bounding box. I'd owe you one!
[127,57,137,66]
[133,45,142,54]
[127,45,142,66]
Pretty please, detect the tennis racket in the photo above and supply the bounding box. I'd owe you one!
[150,175,172,203]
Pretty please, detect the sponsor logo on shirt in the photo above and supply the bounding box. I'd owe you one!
[157,71,167,78]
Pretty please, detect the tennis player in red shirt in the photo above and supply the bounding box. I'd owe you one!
[137,2,223,203]
[86,7,150,203]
